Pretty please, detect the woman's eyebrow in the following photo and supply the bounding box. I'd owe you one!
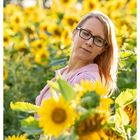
[84,28,104,39]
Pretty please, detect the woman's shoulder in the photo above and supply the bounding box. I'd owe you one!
[69,63,101,85]
[81,63,99,72]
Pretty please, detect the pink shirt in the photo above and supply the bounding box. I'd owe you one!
[35,63,100,106]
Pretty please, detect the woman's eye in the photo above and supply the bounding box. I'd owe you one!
[95,38,103,43]
[83,31,90,36]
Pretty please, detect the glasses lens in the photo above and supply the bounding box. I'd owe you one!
[80,30,91,40]
[94,37,104,47]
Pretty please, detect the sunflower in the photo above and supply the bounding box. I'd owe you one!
[52,0,77,10]
[75,80,94,93]
[93,80,109,96]
[77,113,108,140]
[38,97,77,137]
[30,39,45,52]
[34,49,49,65]
[10,11,24,32]
[60,27,72,48]
[82,0,99,14]
[104,129,124,140]
[124,103,137,128]
[6,135,28,140]
[48,23,63,43]
[4,4,21,21]
[62,12,79,29]
[39,21,50,33]
[14,40,27,51]
[3,65,8,81]
[3,29,11,48]
[97,98,113,113]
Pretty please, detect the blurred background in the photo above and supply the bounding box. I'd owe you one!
[3,0,136,138]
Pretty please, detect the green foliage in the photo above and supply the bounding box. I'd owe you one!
[57,78,76,101]
[80,91,100,109]
[10,102,39,113]
[21,116,42,135]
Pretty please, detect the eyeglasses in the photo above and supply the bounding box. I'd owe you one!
[76,26,107,47]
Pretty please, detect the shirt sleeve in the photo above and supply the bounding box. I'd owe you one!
[70,72,101,86]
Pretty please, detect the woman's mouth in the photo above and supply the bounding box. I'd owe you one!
[80,47,91,53]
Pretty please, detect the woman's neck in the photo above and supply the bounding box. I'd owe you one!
[67,55,92,73]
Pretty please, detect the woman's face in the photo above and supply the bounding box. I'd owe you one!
[72,17,106,63]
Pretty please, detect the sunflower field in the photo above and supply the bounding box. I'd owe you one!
[4,0,136,140]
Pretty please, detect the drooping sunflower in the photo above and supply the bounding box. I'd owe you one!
[6,135,28,140]
[124,103,137,128]
[104,129,124,140]
[76,113,108,140]
[38,97,77,137]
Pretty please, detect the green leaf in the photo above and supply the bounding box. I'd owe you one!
[48,58,68,67]
[55,128,78,140]
[115,89,136,107]
[80,92,100,109]
[119,50,135,59]
[57,78,76,101]
[10,101,40,113]
[47,80,60,92]
[21,116,42,135]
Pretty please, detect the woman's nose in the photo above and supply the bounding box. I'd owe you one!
[86,37,93,46]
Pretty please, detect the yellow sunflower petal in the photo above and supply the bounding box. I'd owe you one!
[93,81,109,96]
[7,134,28,140]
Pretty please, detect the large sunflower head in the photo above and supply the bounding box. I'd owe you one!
[6,135,28,140]
[38,97,77,137]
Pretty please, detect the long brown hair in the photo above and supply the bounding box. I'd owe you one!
[75,10,118,93]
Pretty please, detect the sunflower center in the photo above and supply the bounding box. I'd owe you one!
[61,0,69,3]
[4,37,8,42]
[89,3,95,9]
[54,29,61,36]
[52,108,66,123]
[67,18,76,26]
[15,17,20,23]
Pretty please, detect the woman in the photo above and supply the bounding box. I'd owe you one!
[36,10,118,106]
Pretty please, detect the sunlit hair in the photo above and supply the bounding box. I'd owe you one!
[75,10,118,94]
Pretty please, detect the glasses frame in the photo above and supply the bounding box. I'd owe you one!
[76,26,108,48]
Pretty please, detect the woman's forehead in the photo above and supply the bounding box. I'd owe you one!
[81,17,105,38]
